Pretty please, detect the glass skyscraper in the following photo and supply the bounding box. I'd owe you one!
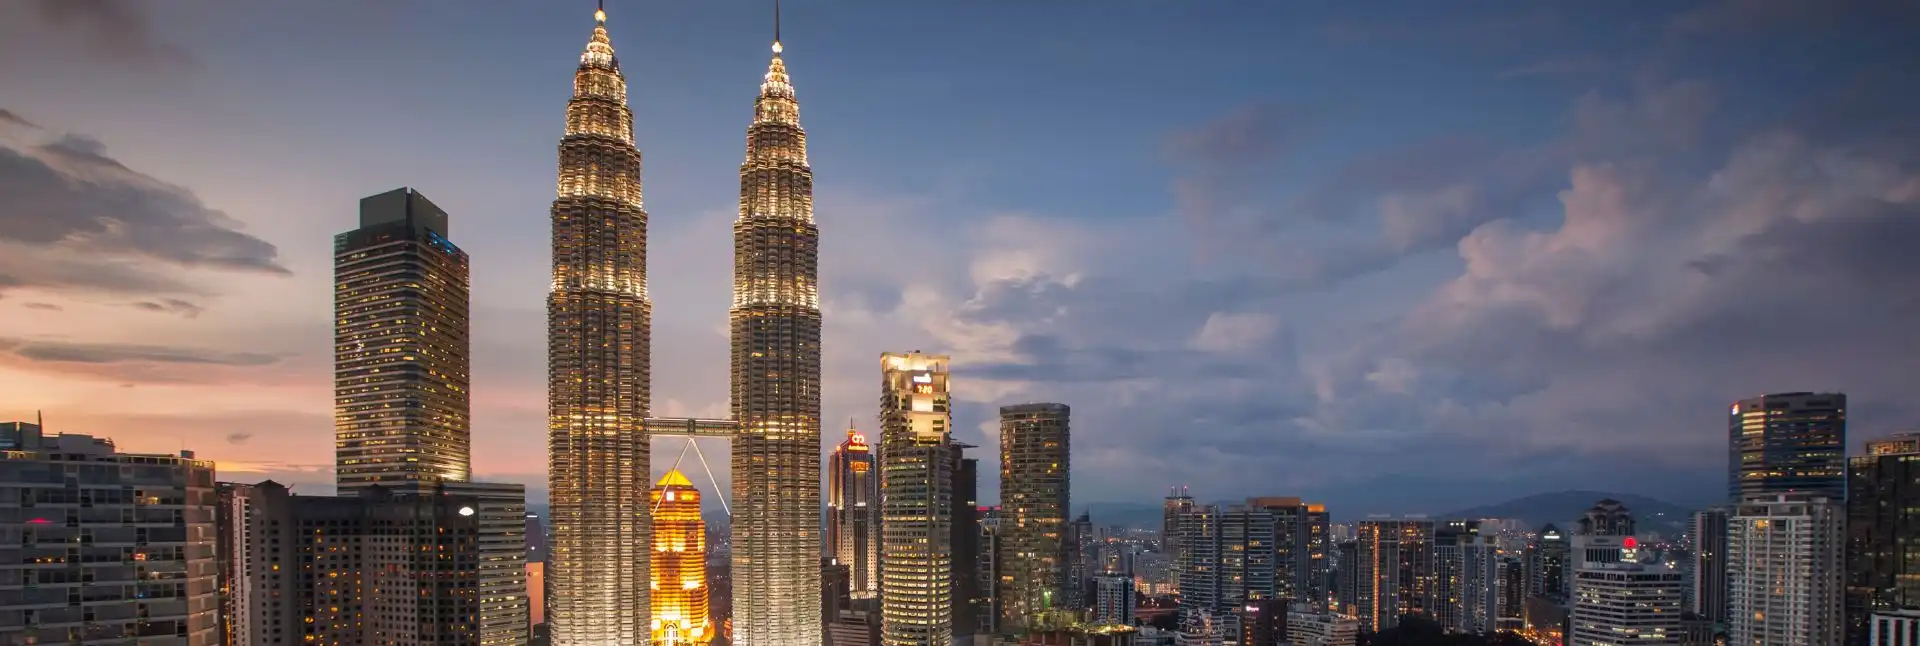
[1728,392,1847,502]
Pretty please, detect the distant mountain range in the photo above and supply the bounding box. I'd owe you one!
[1439,490,1696,532]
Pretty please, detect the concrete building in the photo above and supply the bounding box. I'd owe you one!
[1247,498,1330,608]
[1567,563,1684,646]
[998,403,1072,630]
[1434,522,1500,634]
[1,423,218,645]
[1868,609,1920,646]
[334,187,471,491]
[1353,519,1435,632]
[1285,607,1358,646]
[1728,393,1847,502]
[1728,493,1843,646]
[879,352,955,645]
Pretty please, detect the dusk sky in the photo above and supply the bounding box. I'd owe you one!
[3,0,1917,516]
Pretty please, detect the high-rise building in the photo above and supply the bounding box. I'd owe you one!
[729,18,825,646]
[2,424,218,646]
[1525,524,1569,604]
[1164,486,1194,594]
[952,450,982,636]
[1846,432,1920,645]
[1176,502,1279,642]
[1247,497,1330,606]
[999,402,1073,630]
[1868,609,1920,646]
[880,352,955,645]
[1497,555,1526,631]
[334,187,471,491]
[218,479,528,645]
[977,506,1004,636]
[1434,521,1500,634]
[1064,512,1095,612]
[1728,392,1847,502]
[1238,599,1287,646]
[1287,606,1358,646]
[1093,574,1136,626]
[1688,508,1729,624]
[1567,563,1684,646]
[830,425,880,599]
[1353,519,1435,632]
[1334,540,1359,616]
[1728,492,1843,646]
[651,470,713,645]
[546,6,652,644]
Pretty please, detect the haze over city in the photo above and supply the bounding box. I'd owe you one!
[4,0,1918,516]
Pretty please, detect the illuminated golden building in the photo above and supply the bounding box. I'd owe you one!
[829,424,879,598]
[334,187,471,491]
[728,15,824,646]
[651,470,713,646]
[547,5,652,644]
[879,352,955,646]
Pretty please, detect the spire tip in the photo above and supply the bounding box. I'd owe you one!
[594,0,606,24]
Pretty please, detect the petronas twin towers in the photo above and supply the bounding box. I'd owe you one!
[547,5,821,645]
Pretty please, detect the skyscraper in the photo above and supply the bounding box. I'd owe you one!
[999,402,1073,630]
[1728,392,1847,502]
[334,187,470,491]
[1567,563,1684,646]
[1163,486,1194,592]
[1064,511,1095,612]
[1688,508,1729,624]
[830,424,880,599]
[1354,519,1436,632]
[880,352,955,645]
[547,6,651,643]
[729,18,824,646]
[1434,522,1500,634]
[1728,493,1844,646]
[1525,524,1569,604]
[1248,497,1330,606]
[651,470,713,646]
[1846,432,1920,645]
[953,450,982,636]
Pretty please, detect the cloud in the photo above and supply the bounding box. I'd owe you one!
[1500,57,1609,79]
[21,302,61,311]
[0,114,289,298]
[226,431,254,444]
[26,0,194,69]
[0,109,36,129]
[128,298,205,318]
[0,338,280,366]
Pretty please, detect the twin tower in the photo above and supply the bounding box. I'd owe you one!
[546,5,821,646]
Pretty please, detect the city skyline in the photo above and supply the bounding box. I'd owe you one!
[4,1,1920,514]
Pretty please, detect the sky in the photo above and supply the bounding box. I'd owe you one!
[3,0,1918,517]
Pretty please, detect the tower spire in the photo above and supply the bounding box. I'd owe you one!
[595,0,605,24]
[773,0,782,53]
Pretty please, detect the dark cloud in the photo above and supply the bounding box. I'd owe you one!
[128,298,206,318]
[0,109,37,129]
[21,302,61,311]
[226,431,254,444]
[0,115,289,297]
[0,338,280,366]
[28,0,194,69]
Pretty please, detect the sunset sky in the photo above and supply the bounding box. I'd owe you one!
[3,0,1917,515]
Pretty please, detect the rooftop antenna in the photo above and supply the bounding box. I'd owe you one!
[594,0,606,24]
[772,0,784,54]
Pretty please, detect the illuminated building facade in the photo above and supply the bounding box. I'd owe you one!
[650,470,713,646]
[334,187,471,491]
[727,22,824,646]
[830,424,880,599]
[1568,563,1683,646]
[1,425,218,646]
[1524,524,1569,604]
[1354,519,1435,633]
[547,6,652,645]
[1248,497,1330,606]
[880,352,955,645]
[1728,392,1847,502]
[1847,433,1920,645]
[999,402,1072,630]
[1163,486,1194,594]
[1728,492,1843,646]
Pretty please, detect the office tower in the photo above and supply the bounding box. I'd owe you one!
[1334,540,1359,616]
[1729,392,1847,502]
[978,506,1004,636]
[729,14,825,646]
[1238,599,1287,646]
[1525,524,1569,603]
[1497,555,1526,631]
[547,5,651,644]
[1287,607,1359,646]
[1728,493,1844,646]
[953,450,981,636]
[1689,508,1729,624]
[1847,432,1920,645]
[1164,486,1194,592]
[823,559,852,630]
[1064,512,1095,611]
[1353,519,1436,632]
[2,424,217,645]
[830,425,880,599]
[1434,521,1499,634]
[1093,574,1136,626]
[1567,563,1684,646]
[334,187,471,490]
[827,605,883,646]
[880,352,955,645]
[999,402,1073,630]
[651,470,713,645]
[1248,497,1330,606]
[218,479,527,645]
